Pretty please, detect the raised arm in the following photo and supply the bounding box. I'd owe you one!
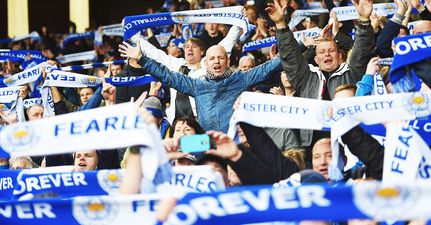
[119,42,196,97]
[376,0,407,58]
[218,26,242,56]
[137,36,185,72]
[341,126,384,180]
[243,56,282,87]
[205,131,276,185]
[347,0,376,81]
[239,122,300,182]
[267,0,314,93]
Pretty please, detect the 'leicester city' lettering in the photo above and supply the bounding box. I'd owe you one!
[243,103,309,115]
[0,203,56,219]
[53,115,144,137]
[332,101,393,122]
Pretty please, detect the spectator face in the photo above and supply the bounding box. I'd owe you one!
[204,160,229,186]
[80,88,94,105]
[312,139,332,180]
[228,165,241,186]
[413,21,431,34]
[173,121,196,139]
[110,65,122,77]
[184,40,203,65]
[27,105,44,121]
[280,72,292,88]
[167,42,182,58]
[237,125,247,143]
[334,89,355,99]
[205,45,230,77]
[205,23,219,36]
[315,41,343,73]
[238,57,255,71]
[246,8,257,24]
[74,150,98,171]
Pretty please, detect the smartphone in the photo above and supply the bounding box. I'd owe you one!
[180,134,211,153]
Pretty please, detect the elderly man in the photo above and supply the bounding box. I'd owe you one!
[119,42,282,132]
[267,0,375,149]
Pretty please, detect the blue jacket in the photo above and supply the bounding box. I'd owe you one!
[138,56,282,132]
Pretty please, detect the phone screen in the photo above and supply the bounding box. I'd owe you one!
[180,134,210,153]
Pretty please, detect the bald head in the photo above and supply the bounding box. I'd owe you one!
[205,45,230,77]
[239,55,255,71]
[413,20,431,34]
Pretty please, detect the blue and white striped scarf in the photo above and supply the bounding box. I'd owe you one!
[123,6,254,42]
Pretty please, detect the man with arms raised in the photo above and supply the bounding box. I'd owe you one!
[267,0,375,149]
[119,42,283,132]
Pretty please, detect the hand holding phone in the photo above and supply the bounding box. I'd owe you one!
[180,134,210,153]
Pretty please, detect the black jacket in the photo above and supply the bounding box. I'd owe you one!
[341,126,384,180]
[228,123,300,185]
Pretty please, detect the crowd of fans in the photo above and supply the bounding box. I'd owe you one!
[1,0,431,223]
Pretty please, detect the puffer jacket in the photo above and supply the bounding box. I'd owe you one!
[137,56,283,132]
[277,22,375,147]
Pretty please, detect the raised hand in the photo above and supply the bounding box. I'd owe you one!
[265,0,287,28]
[269,86,285,95]
[394,0,408,16]
[330,11,340,37]
[206,131,242,162]
[352,0,373,21]
[118,41,142,60]
[409,0,425,12]
[365,57,381,75]
[149,81,162,97]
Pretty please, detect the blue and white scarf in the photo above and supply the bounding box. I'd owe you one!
[0,165,224,202]
[102,23,123,37]
[60,60,127,71]
[389,32,431,93]
[40,69,103,117]
[56,51,96,64]
[0,50,47,63]
[0,31,41,44]
[228,92,431,181]
[0,103,173,191]
[164,182,431,225]
[0,86,22,117]
[123,6,253,42]
[289,3,396,28]
[383,122,425,185]
[62,31,94,46]
[0,62,55,91]
[242,28,320,52]
[0,194,164,225]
